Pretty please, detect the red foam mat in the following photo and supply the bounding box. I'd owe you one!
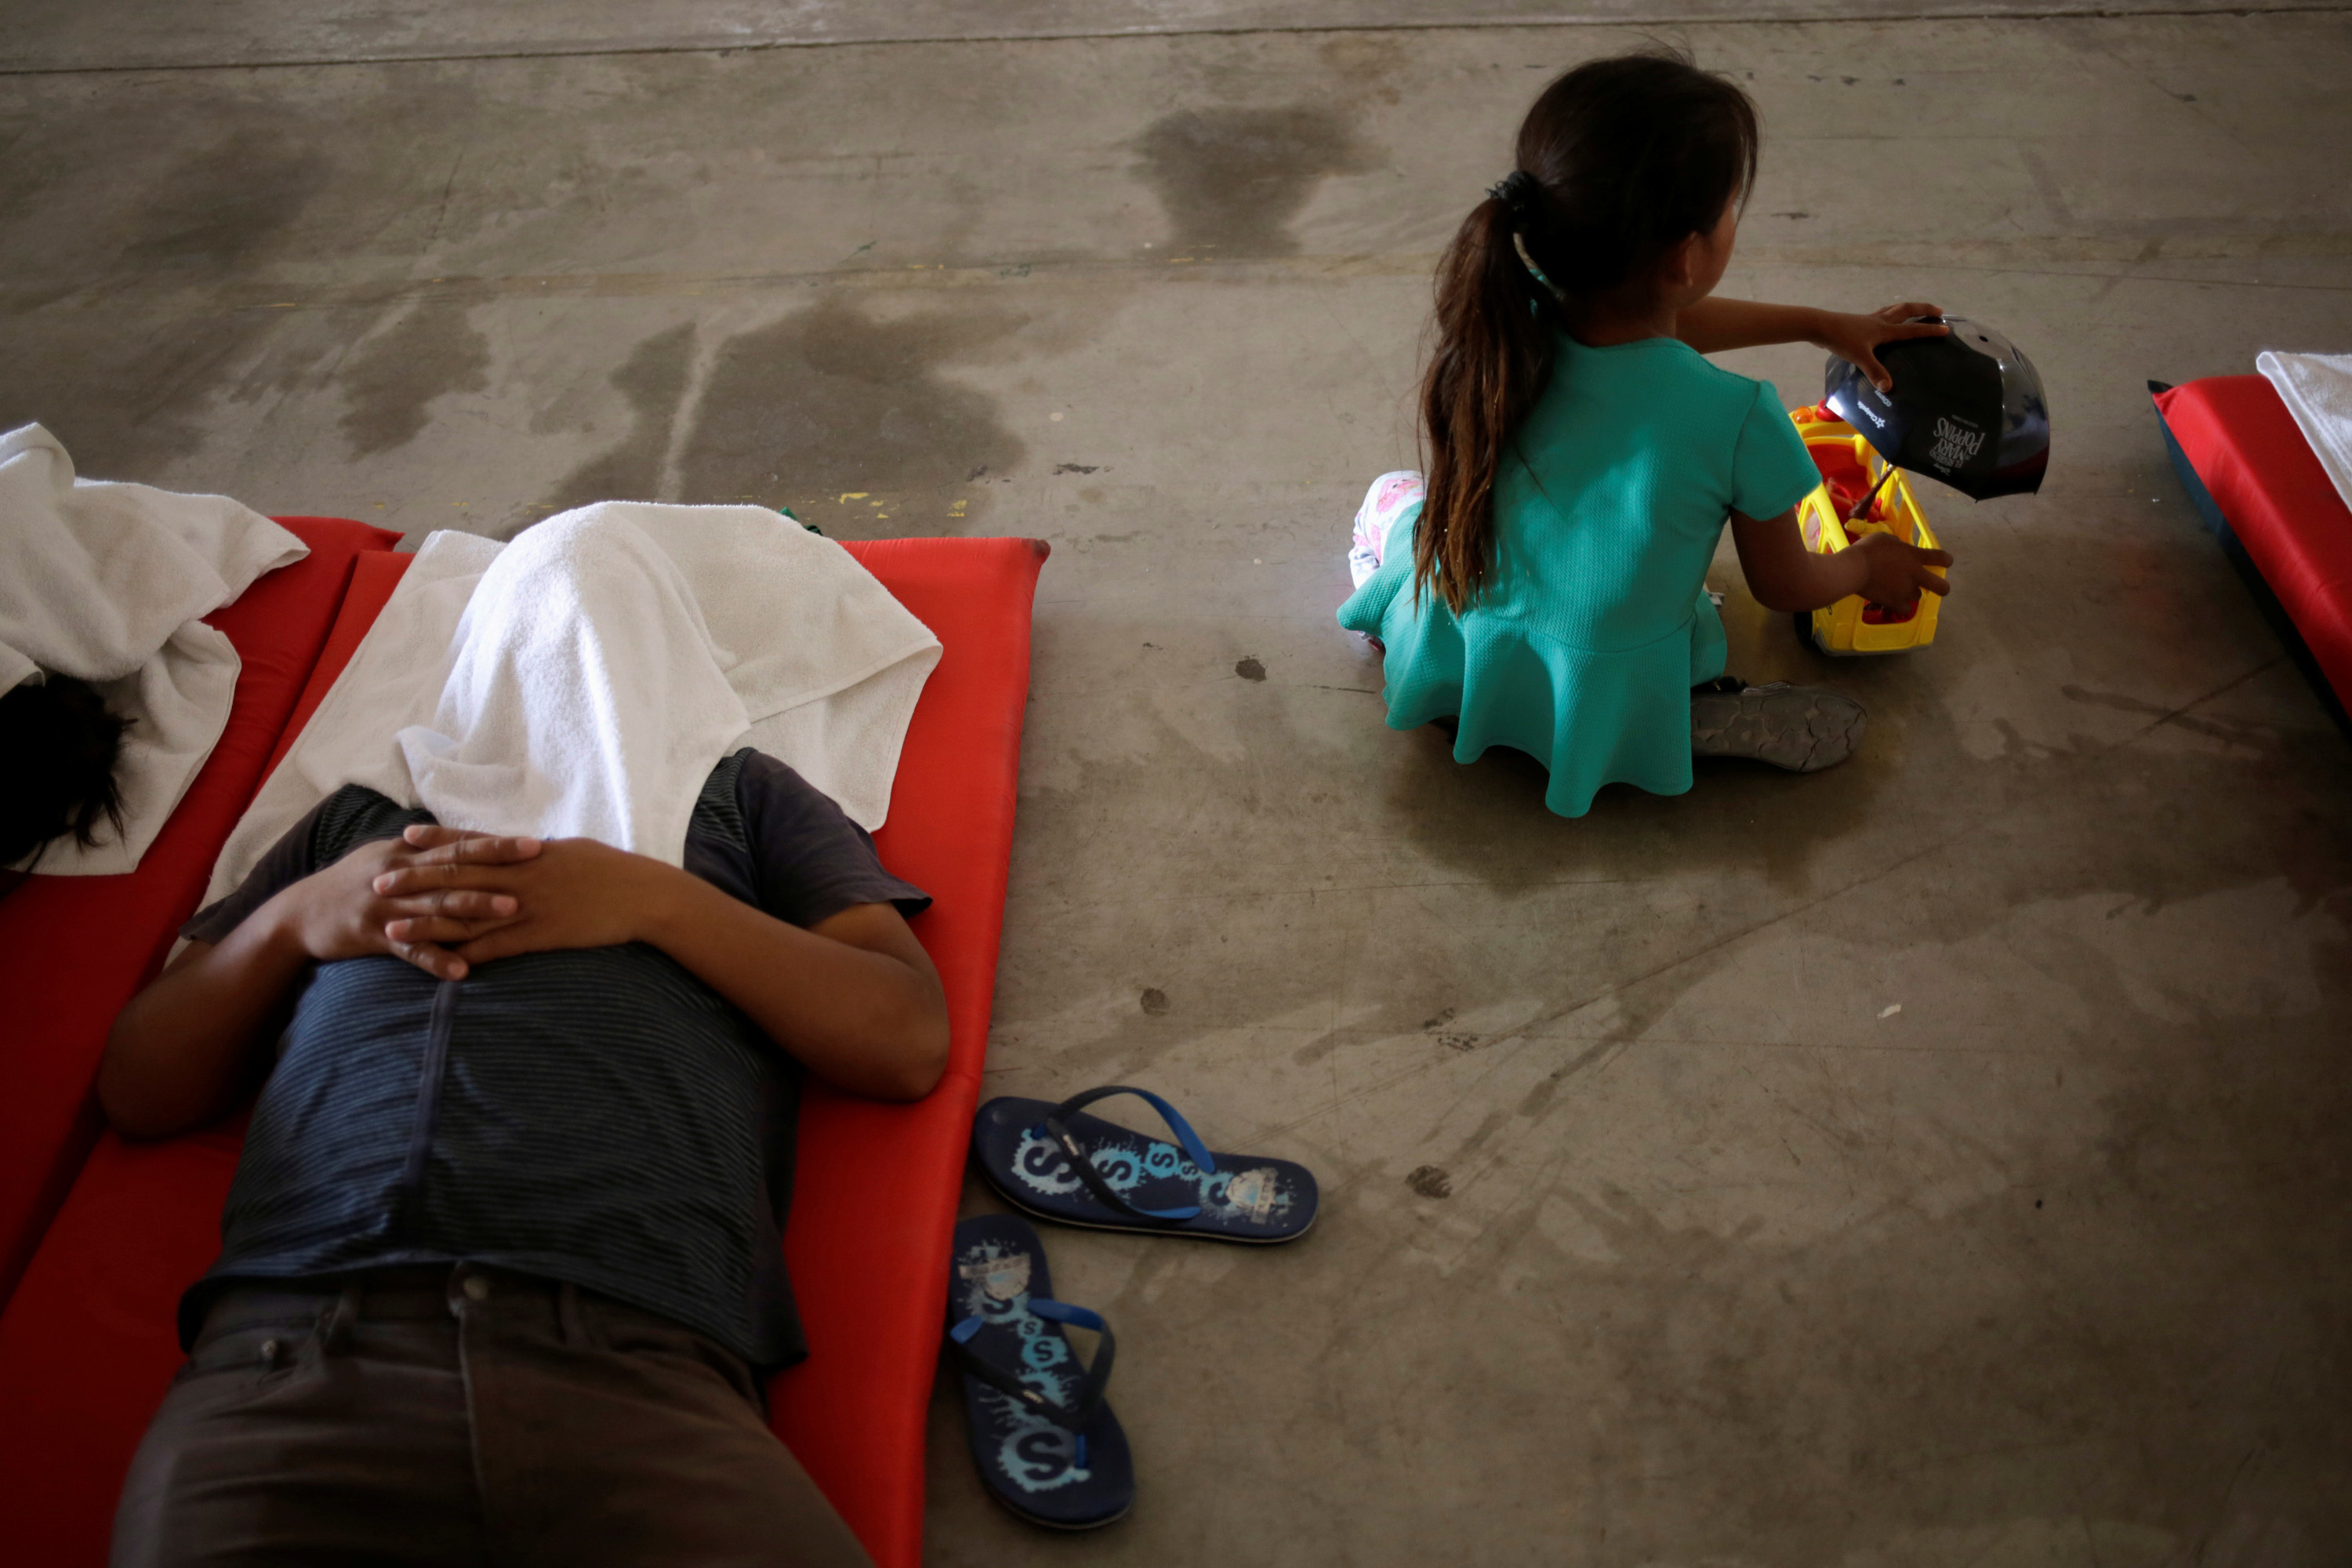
[0,517,399,1308]
[776,536,1047,1568]
[0,532,1047,1568]
[2155,375,2352,711]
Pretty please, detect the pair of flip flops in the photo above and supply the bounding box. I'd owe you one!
[946,1087,1318,1529]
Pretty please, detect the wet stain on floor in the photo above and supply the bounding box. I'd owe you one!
[673,292,1029,532]
[535,321,697,523]
[337,303,492,457]
[111,128,334,283]
[1132,104,1379,258]
[0,118,337,469]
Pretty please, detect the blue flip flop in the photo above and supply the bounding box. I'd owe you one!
[946,1214,1134,1530]
[972,1087,1319,1244]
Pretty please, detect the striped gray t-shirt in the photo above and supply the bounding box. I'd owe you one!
[177,749,928,1367]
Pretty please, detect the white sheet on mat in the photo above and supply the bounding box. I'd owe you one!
[203,528,503,913]
[2,423,307,875]
[201,503,939,913]
[2256,350,2352,516]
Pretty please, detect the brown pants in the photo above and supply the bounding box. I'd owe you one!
[111,1265,873,1568]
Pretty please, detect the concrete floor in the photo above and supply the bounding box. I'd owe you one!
[7,2,2352,1562]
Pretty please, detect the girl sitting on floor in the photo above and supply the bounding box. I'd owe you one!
[1338,49,1954,818]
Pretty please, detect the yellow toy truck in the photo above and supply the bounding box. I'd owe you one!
[1786,403,1947,656]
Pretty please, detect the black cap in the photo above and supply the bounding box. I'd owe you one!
[1825,317,2050,501]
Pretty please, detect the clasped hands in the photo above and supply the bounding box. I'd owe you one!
[279,825,677,982]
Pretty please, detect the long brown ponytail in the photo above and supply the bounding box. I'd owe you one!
[1414,50,1759,615]
[1414,187,1561,617]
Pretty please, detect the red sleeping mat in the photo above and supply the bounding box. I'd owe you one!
[2153,375,2352,718]
[0,531,1048,1568]
[0,517,400,1308]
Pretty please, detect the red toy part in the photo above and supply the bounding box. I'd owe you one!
[0,532,1048,1568]
[2154,376,2352,714]
[1802,412,1878,517]
[0,517,399,1309]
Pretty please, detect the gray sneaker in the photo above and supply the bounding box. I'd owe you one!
[1690,681,1867,772]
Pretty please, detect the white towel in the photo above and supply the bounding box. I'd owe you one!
[592,502,946,829]
[202,529,501,912]
[200,503,940,910]
[398,513,752,860]
[2256,350,2352,517]
[2,424,307,874]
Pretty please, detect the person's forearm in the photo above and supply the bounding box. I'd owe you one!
[1758,544,1872,613]
[641,874,949,1102]
[1674,297,1828,355]
[99,908,309,1139]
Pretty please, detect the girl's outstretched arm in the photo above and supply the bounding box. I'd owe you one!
[1675,299,1949,391]
[1730,506,1952,615]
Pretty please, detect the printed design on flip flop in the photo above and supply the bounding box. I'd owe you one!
[953,1237,1094,1496]
[972,1088,1320,1244]
[1008,1124,1295,1227]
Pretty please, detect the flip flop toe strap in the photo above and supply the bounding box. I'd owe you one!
[1037,1085,1220,1225]
[949,1299,1117,1434]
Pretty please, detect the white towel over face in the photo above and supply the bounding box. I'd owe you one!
[398,513,752,858]
[201,503,942,910]
[2256,350,2352,517]
[2,423,307,874]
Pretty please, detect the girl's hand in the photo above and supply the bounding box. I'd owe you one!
[1812,303,1950,394]
[1845,530,1953,608]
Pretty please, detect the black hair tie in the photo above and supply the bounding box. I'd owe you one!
[1486,169,1535,221]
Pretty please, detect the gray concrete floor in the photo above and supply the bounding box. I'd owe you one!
[7,3,2352,1563]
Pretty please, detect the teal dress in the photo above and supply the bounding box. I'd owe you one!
[1338,336,1821,818]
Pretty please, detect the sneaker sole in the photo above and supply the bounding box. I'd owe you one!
[1691,688,1867,772]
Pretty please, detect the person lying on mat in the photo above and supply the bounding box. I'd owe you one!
[0,670,130,877]
[96,749,944,1568]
